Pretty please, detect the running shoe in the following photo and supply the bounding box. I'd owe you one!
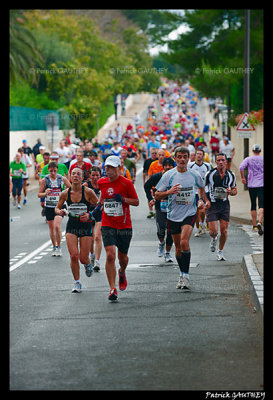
[164,252,173,263]
[84,263,93,277]
[194,229,201,237]
[217,249,226,261]
[176,276,183,289]
[51,247,56,256]
[176,276,190,290]
[72,282,82,293]
[118,270,127,291]
[210,236,218,252]
[157,242,165,257]
[55,246,62,257]
[23,198,27,205]
[108,288,118,301]
[94,260,100,272]
[181,276,190,291]
[17,204,21,209]
[257,223,264,236]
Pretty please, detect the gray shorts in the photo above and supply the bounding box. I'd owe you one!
[206,201,230,222]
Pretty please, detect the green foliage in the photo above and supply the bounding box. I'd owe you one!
[10,9,160,138]
[163,9,263,112]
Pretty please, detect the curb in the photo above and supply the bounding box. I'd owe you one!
[241,253,263,318]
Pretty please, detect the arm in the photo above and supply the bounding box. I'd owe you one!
[37,178,49,198]
[154,184,181,201]
[62,176,71,188]
[55,190,68,216]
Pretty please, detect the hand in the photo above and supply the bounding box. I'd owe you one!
[79,212,91,223]
[197,199,205,211]
[58,209,67,217]
[91,204,103,221]
[111,194,125,203]
[168,184,181,195]
[241,178,247,185]
[149,199,155,207]
[204,200,211,210]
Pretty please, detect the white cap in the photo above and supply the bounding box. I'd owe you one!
[105,155,121,168]
[253,144,261,152]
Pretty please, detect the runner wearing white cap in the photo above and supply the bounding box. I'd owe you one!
[97,155,139,301]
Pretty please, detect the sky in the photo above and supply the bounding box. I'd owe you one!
[148,9,190,56]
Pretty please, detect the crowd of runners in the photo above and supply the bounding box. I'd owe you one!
[10,78,264,300]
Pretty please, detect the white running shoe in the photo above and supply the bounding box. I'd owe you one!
[94,260,100,272]
[194,229,201,237]
[51,247,57,256]
[157,242,165,257]
[55,246,62,256]
[164,252,173,263]
[176,276,183,289]
[217,249,226,261]
[210,236,218,252]
[181,276,190,291]
[72,282,82,293]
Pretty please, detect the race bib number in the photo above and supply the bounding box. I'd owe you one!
[104,199,124,217]
[160,199,168,212]
[175,187,194,205]
[214,187,227,200]
[45,189,61,207]
[68,203,88,216]
[13,169,22,177]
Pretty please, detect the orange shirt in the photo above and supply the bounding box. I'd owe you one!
[148,160,164,177]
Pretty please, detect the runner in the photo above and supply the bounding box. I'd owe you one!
[38,161,71,256]
[55,167,100,293]
[188,149,211,236]
[97,155,139,301]
[155,146,207,290]
[83,166,103,271]
[144,157,175,262]
[205,153,237,260]
[239,144,264,234]
[10,152,27,209]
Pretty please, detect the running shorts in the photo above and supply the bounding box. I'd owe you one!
[66,218,93,237]
[167,214,197,235]
[205,200,230,222]
[45,205,66,221]
[101,226,132,254]
[249,187,264,211]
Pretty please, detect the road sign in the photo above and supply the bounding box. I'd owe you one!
[236,113,255,138]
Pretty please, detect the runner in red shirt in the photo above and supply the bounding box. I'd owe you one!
[97,155,139,301]
[68,149,91,182]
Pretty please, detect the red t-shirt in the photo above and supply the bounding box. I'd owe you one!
[97,175,138,229]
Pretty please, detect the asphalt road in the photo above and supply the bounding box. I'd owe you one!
[9,168,263,391]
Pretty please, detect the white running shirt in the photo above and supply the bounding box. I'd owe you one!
[155,167,204,222]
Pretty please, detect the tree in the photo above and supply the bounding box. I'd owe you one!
[9,9,43,84]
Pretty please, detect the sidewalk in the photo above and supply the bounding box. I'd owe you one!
[199,98,263,316]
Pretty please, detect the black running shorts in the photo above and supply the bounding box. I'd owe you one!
[101,227,132,254]
[205,200,230,222]
[167,214,197,235]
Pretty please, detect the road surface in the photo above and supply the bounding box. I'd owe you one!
[10,165,263,391]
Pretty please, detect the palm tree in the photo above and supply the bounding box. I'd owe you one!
[10,9,43,84]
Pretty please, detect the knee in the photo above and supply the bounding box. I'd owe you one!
[106,249,116,263]
[71,253,79,263]
[80,255,89,265]
[181,239,189,251]
[220,226,228,237]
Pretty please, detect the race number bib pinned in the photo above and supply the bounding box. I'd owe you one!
[45,188,61,207]
[104,199,124,216]
[214,187,227,200]
[175,186,194,205]
[67,203,88,216]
